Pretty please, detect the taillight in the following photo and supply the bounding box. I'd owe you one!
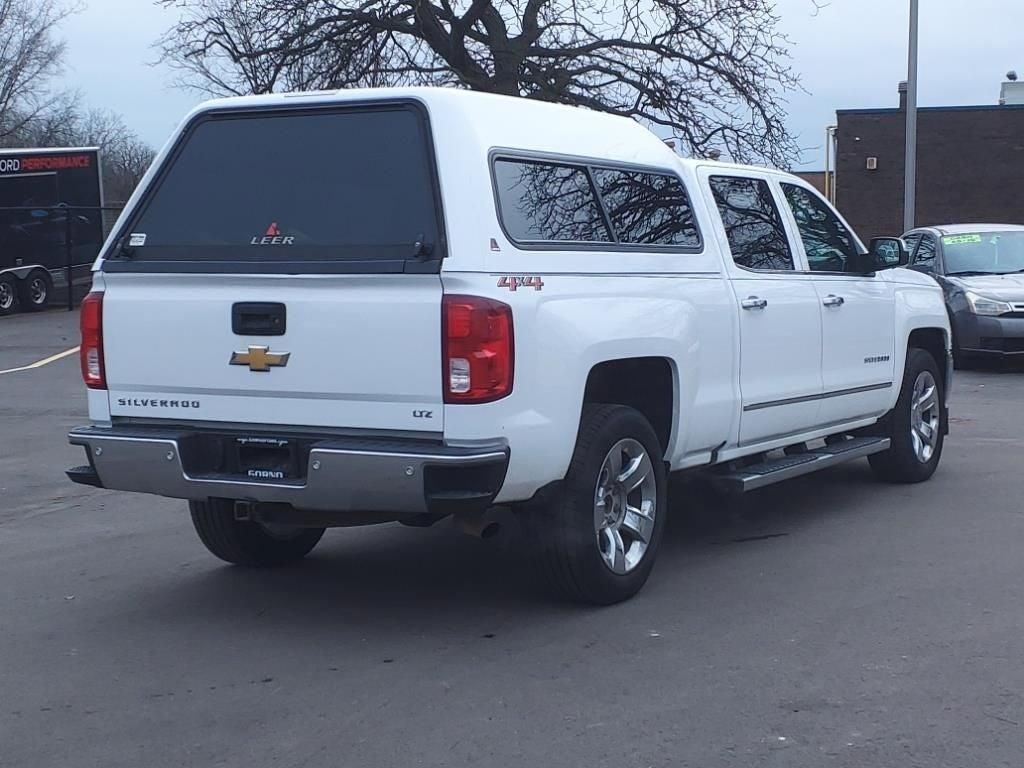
[442,295,514,404]
[80,291,106,389]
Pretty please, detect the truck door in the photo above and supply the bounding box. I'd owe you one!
[699,169,824,445]
[777,181,896,424]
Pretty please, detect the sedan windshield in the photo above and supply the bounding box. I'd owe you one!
[942,231,1024,275]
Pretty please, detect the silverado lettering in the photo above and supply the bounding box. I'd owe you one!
[117,399,201,409]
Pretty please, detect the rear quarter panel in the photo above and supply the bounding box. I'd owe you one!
[440,268,738,503]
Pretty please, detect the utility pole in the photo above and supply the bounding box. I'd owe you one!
[904,0,919,232]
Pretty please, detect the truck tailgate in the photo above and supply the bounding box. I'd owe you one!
[102,272,443,433]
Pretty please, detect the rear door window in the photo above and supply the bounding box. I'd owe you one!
[709,176,794,271]
[119,105,444,270]
[493,159,612,244]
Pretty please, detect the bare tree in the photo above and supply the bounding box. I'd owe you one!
[10,105,156,202]
[76,110,156,204]
[0,0,155,200]
[157,0,800,165]
[0,0,80,142]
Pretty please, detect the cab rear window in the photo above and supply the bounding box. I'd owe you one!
[492,157,701,250]
[113,104,444,271]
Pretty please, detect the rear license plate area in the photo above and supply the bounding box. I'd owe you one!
[234,438,299,481]
[179,434,308,482]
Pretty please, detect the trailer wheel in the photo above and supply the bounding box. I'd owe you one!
[18,270,52,312]
[0,274,19,316]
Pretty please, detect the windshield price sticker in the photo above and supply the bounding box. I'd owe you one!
[942,234,983,246]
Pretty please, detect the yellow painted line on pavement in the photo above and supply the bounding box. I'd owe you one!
[0,346,80,375]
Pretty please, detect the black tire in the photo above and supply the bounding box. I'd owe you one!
[868,348,946,483]
[523,404,667,605]
[951,347,967,370]
[949,319,973,370]
[0,273,19,316]
[953,345,981,371]
[18,269,52,312]
[189,499,325,566]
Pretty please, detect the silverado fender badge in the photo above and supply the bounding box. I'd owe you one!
[498,275,544,292]
[230,346,291,372]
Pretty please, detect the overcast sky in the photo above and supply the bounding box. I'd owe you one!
[61,0,1024,169]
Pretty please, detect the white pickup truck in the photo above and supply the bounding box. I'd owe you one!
[68,88,951,604]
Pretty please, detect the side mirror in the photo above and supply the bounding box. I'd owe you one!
[868,237,909,270]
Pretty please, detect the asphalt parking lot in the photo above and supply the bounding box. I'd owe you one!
[2,310,1024,768]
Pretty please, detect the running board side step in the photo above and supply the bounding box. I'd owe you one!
[711,437,890,493]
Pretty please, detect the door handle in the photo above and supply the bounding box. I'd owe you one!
[822,295,845,308]
[741,297,768,311]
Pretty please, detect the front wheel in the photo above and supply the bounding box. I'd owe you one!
[523,404,667,605]
[189,499,325,566]
[868,348,946,483]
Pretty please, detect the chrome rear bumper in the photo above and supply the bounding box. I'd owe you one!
[68,426,509,516]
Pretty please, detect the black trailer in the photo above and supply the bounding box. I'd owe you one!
[0,147,105,315]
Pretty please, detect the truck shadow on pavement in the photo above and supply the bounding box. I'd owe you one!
[127,461,889,631]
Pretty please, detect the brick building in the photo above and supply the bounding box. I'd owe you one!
[834,81,1024,242]
[794,170,833,197]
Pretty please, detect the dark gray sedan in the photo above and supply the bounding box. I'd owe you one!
[900,224,1024,365]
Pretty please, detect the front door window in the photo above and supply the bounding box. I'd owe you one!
[780,183,859,273]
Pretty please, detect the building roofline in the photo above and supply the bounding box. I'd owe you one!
[837,104,1024,116]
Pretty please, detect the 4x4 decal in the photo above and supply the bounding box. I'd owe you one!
[497,275,544,292]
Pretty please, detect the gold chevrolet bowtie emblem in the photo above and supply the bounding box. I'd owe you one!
[230,346,290,372]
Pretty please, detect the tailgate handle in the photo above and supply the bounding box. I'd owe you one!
[232,303,286,336]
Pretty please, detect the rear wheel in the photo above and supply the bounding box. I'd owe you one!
[869,348,945,483]
[189,499,325,566]
[0,274,19,316]
[18,270,52,312]
[523,404,667,605]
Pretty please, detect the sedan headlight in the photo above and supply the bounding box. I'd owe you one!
[965,291,1013,316]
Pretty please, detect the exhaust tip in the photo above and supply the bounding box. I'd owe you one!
[455,514,501,540]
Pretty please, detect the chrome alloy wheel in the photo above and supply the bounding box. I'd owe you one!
[28,276,47,305]
[0,281,13,311]
[593,438,657,575]
[910,370,940,464]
